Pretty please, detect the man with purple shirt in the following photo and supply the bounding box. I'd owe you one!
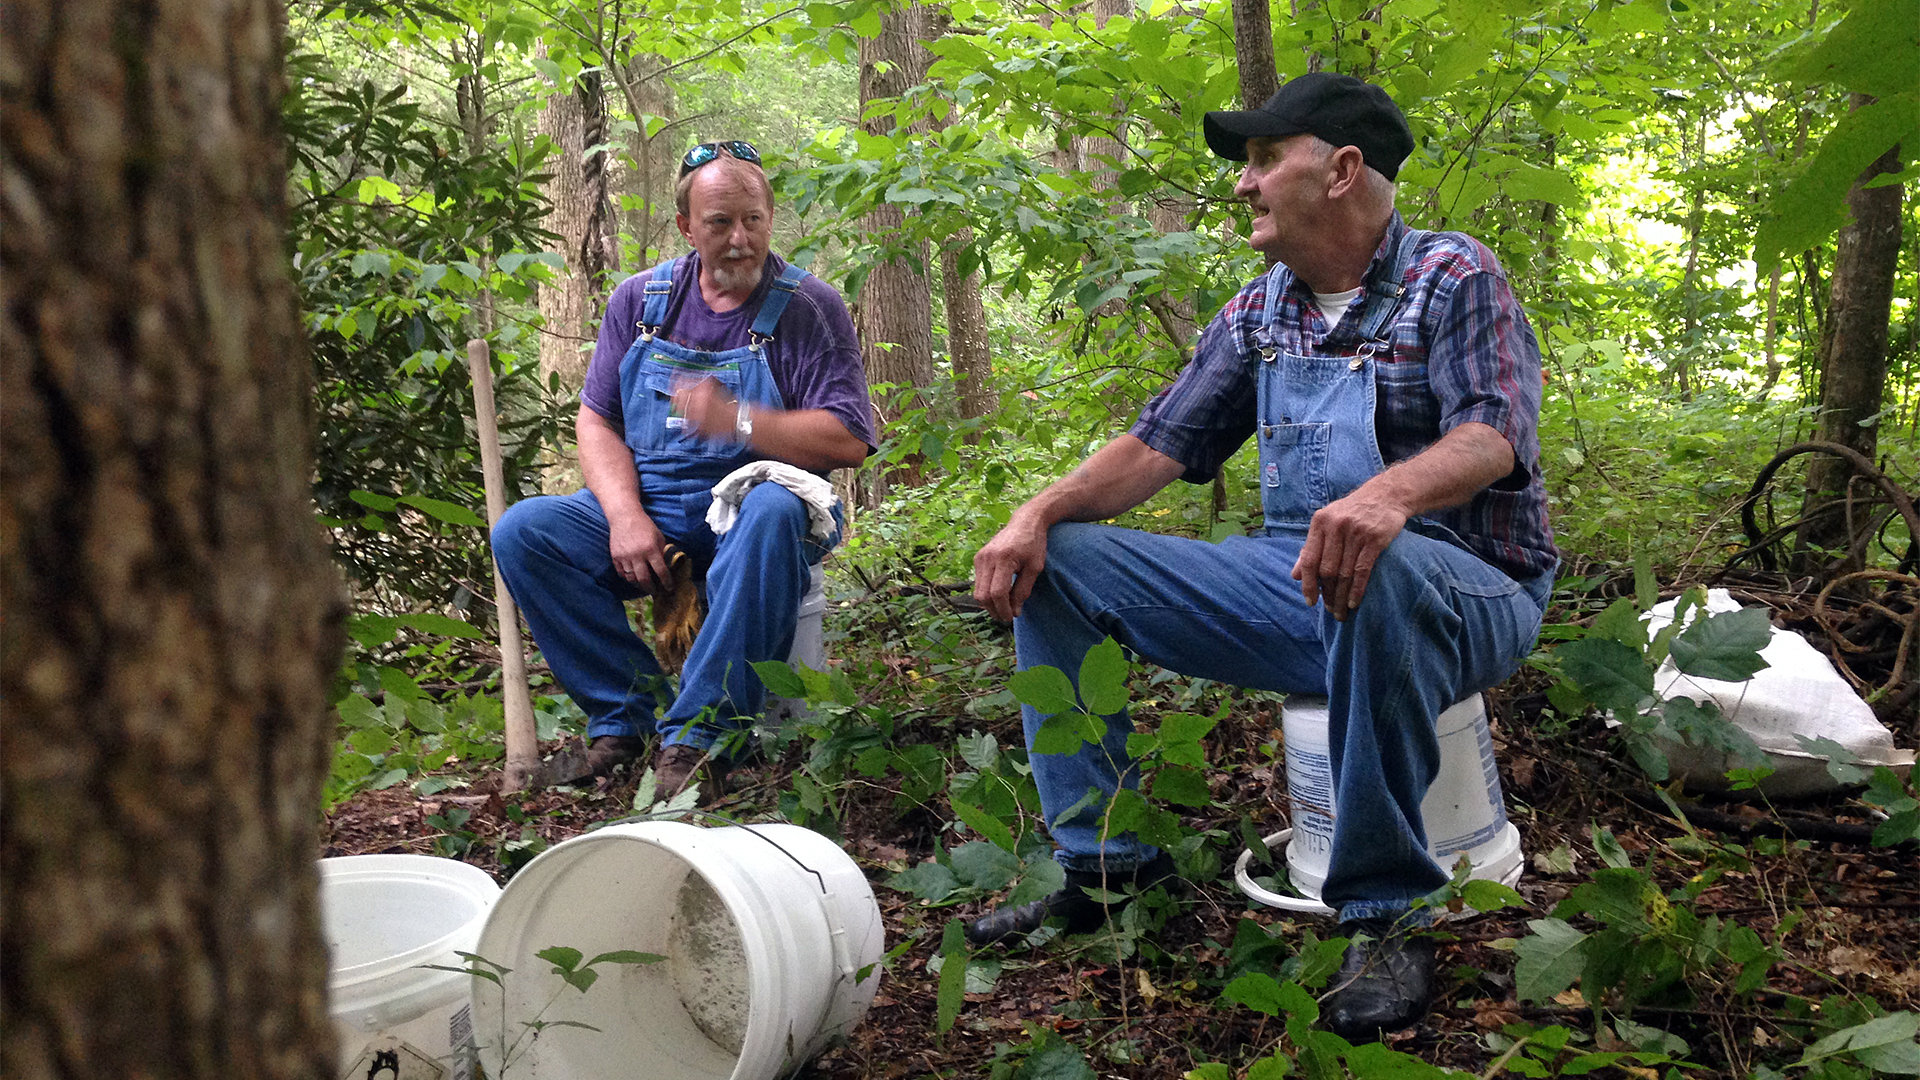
[494,141,874,798]
[965,75,1556,1040]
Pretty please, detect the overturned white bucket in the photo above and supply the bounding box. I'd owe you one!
[1236,694,1523,915]
[472,821,884,1080]
[320,853,501,1079]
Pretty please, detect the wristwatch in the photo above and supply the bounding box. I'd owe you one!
[733,400,754,443]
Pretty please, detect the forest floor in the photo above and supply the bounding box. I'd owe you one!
[324,578,1919,1079]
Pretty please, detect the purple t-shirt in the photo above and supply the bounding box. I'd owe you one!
[580,252,877,454]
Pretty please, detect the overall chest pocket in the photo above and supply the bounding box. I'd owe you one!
[1258,421,1331,523]
[625,360,745,459]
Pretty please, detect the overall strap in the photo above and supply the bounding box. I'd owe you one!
[1253,262,1292,357]
[638,258,678,334]
[1354,225,1422,346]
[747,262,812,344]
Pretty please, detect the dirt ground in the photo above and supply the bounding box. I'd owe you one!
[324,665,1919,1079]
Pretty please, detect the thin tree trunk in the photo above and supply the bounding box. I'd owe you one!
[1,1,345,1077]
[1674,108,1709,402]
[940,233,994,420]
[536,48,599,491]
[856,3,937,499]
[1233,0,1280,107]
[1797,100,1903,574]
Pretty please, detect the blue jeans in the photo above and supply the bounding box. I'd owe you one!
[1015,522,1550,922]
[493,482,835,752]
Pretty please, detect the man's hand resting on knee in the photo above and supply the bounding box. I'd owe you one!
[1294,421,1517,621]
[973,436,1185,623]
[974,513,1050,622]
[608,510,674,595]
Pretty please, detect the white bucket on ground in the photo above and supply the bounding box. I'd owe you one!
[1235,693,1523,916]
[766,563,828,724]
[471,820,884,1080]
[321,854,502,1079]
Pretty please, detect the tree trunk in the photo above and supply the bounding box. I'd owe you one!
[1232,0,1280,107]
[536,50,598,492]
[940,233,994,420]
[1,2,346,1078]
[856,3,937,498]
[1796,101,1903,574]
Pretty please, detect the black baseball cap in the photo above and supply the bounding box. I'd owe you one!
[1204,72,1414,180]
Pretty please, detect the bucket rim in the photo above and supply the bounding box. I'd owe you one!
[320,853,500,988]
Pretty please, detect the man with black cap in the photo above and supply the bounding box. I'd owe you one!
[966,73,1557,1040]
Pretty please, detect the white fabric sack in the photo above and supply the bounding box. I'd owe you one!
[706,460,840,541]
[1643,588,1912,797]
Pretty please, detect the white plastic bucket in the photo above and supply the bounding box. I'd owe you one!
[471,821,884,1080]
[1235,694,1523,915]
[320,854,502,1079]
[766,563,828,724]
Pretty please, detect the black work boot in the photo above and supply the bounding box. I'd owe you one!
[1323,917,1437,1042]
[965,852,1176,946]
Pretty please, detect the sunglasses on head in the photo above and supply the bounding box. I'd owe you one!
[680,140,762,176]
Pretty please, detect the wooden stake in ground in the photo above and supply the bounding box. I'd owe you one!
[467,338,541,792]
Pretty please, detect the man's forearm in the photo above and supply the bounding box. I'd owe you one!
[1357,421,1514,518]
[1013,434,1186,529]
[740,406,869,472]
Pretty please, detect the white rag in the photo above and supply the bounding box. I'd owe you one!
[706,460,840,540]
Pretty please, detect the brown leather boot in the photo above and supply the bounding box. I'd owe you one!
[585,735,647,779]
[652,744,726,801]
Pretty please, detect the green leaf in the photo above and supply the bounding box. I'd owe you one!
[1077,637,1129,716]
[1459,879,1526,913]
[1032,710,1102,755]
[1009,665,1078,716]
[949,841,1020,891]
[1514,917,1588,1002]
[1558,637,1653,713]
[537,945,583,973]
[1797,734,1870,784]
[1016,1037,1096,1080]
[1006,855,1066,907]
[586,950,664,966]
[1796,1012,1920,1069]
[936,918,968,1032]
[349,250,392,278]
[379,665,423,703]
[396,612,484,639]
[847,5,882,38]
[951,797,1017,853]
[1669,606,1771,681]
[750,659,808,699]
[1784,0,1920,97]
[1756,94,1920,273]
[398,494,486,528]
[889,859,960,903]
[1222,972,1288,1016]
[1151,766,1213,807]
[1633,551,1658,612]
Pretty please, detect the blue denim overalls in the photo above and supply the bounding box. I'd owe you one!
[493,258,837,753]
[1014,230,1550,921]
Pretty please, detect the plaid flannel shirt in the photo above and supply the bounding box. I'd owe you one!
[1131,213,1558,581]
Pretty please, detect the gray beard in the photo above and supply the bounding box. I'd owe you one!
[709,255,763,294]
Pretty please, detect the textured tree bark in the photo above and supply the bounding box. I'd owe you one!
[1797,101,1903,575]
[856,4,937,498]
[940,233,994,421]
[1232,0,1280,107]
[535,50,615,492]
[1,1,346,1077]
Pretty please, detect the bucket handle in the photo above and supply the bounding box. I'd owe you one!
[1232,829,1337,916]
